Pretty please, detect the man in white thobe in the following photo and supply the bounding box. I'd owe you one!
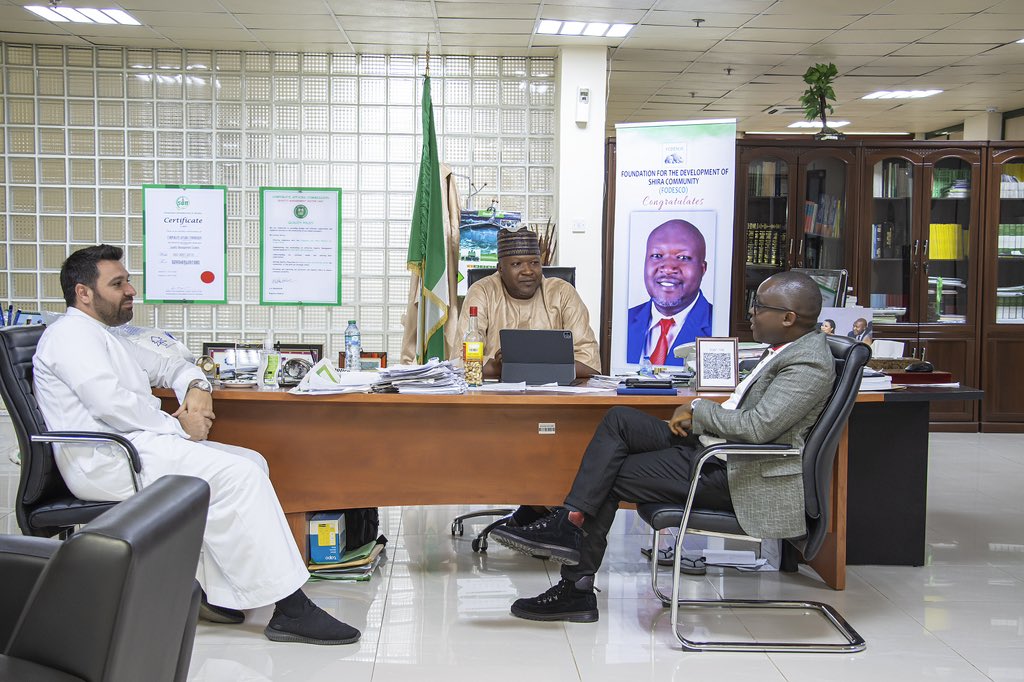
[32,244,360,646]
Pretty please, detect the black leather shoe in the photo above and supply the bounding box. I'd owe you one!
[264,595,361,645]
[199,591,245,624]
[511,578,598,623]
[490,508,583,565]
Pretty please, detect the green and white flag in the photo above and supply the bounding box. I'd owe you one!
[407,75,448,362]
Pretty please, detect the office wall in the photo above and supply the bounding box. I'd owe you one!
[0,44,557,361]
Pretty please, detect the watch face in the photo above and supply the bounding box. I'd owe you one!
[194,379,212,392]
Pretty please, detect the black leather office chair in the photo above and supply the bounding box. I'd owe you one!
[0,475,209,682]
[638,335,870,653]
[465,266,576,289]
[0,326,142,539]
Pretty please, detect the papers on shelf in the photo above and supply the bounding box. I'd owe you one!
[376,359,466,394]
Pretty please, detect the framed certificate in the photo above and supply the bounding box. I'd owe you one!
[694,337,739,392]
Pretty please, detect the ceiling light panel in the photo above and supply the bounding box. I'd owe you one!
[862,89,942,99]
[24,6,141,26]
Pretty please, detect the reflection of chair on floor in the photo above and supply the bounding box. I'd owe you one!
[450,508,515,552]
[0,475,210,681]
[0,325,143,539]
[639,335,869,653]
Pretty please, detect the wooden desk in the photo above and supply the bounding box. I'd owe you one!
[158,387,879,591]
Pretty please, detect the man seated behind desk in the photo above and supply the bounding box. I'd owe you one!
[33,245,360,646]
[456,228,600,380]
[490,271,835,622]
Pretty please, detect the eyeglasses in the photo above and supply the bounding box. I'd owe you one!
[749,297,794,316]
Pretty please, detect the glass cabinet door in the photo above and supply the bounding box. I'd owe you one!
[801,156,848,271]
[926,157,973,324]
[995,155,1024,324]
[869,157,914,323]
[743,157,789,312]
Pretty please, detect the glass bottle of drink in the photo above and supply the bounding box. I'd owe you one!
[257,331,280,389]
[344,320,361,371]
[463,306,484,387]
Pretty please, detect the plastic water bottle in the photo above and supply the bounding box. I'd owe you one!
[639,354,655,377]
[344,320,361,371]
[257,331,280,389]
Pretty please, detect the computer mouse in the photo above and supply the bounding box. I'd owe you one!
[905,361,934,373]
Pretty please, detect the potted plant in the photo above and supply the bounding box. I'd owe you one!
[800,62,844,140]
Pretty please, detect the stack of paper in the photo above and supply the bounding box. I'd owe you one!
[376,359,467,394]
[308,539,387,582]
[289,359,380,394]
[860,368,893,391]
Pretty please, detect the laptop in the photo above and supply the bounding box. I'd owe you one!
[499,329,576,385]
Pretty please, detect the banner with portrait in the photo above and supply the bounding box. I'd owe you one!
[610,119,737,373]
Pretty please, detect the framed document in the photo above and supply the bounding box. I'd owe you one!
[694,337,739,392]
[275,343,322,364]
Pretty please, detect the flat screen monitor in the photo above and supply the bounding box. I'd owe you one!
[791,268,848,308]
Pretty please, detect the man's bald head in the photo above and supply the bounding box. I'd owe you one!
[642,219,708,315]
[762,271,823,331]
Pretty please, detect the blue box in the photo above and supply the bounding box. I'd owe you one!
[308,512,346,564]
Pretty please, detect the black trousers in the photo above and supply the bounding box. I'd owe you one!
[561,406,734,581]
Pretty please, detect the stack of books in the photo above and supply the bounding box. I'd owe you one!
[1000,165,1024,198]
[308,538,387,582]
[932,168,971,198]
[998,224,1024,256]
[928,223,966,260]
[860,368,893,392]
[996,285,1024,323]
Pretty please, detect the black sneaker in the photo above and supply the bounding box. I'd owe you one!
[490,508,583,565]
[264,595,361,645]
[509,505,552,527]
[511,578,598,623]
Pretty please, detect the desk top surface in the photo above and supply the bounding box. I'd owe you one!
[153,385,890,406]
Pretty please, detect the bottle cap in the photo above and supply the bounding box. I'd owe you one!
[469,306,478,316]
[348,319,356,324]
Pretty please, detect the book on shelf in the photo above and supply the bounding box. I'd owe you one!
[996,287,1024,323]
[998,224,1024,255]
[746,223,786,266]
[875,160,912,198]
[931,167,971,198]
[1001,164,1024,198]
[928,223,966,260]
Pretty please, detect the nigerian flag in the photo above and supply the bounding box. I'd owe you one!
[407,75,448,362]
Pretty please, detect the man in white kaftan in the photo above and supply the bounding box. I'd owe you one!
[32,245,360,646]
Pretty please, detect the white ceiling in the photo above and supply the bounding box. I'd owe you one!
[2,0,1024,135]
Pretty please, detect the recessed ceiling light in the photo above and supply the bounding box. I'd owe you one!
[25,6,140,25]
[789,120,850,128]
[560,21,586,36]
[79,8,118,24]
[537,20,561,35]
[584,22,610,37]
[607,23,632,38]
[862,90,942,100]
[24,5,67,21]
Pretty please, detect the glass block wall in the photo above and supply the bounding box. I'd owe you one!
[0,44,557,361]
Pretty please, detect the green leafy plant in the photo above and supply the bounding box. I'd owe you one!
[800,62,843,139]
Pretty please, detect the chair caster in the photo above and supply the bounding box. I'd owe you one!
[472,537,488,552]
[451,521,463,536]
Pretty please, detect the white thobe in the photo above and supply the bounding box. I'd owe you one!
[32,307,309,609]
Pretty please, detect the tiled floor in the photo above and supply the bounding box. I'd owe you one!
[2,428,1023,680]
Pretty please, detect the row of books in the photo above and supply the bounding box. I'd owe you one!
[802,235,845,270]
[748,161,789,198]
[1001,164,1024,198]
[870,222,909,259]
[746,223,786,266]
[803,196,844,238]
[873,160,912,199]
[928,223,968,260]
[931,168,971,198]
[998,224,1024,255]
[996,286,1024,322]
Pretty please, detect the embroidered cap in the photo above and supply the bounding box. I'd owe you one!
[497,228,541,260]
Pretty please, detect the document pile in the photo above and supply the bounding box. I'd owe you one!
[860,367,893,391]
[289,359,379,394]
[375,359,466,395]
[307,538,387,582]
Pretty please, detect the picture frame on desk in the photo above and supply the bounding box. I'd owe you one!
[275,343,322,365]
[694,337,739,392]
[340,351,387,370]
[201,343,263,379]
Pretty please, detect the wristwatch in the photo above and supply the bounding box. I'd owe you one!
[690,398,703,411]
[188,378,213,393]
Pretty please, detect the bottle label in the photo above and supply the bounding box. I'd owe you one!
[263,354,280,384]
[464,341,484,362]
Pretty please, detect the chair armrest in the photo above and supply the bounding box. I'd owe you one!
[0,537,59,653]
[0,655,85,682]
[31,431,142,492]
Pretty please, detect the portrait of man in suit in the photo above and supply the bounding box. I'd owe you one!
[626,219,712,365]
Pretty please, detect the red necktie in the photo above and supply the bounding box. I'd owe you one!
[650,318,675,365]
